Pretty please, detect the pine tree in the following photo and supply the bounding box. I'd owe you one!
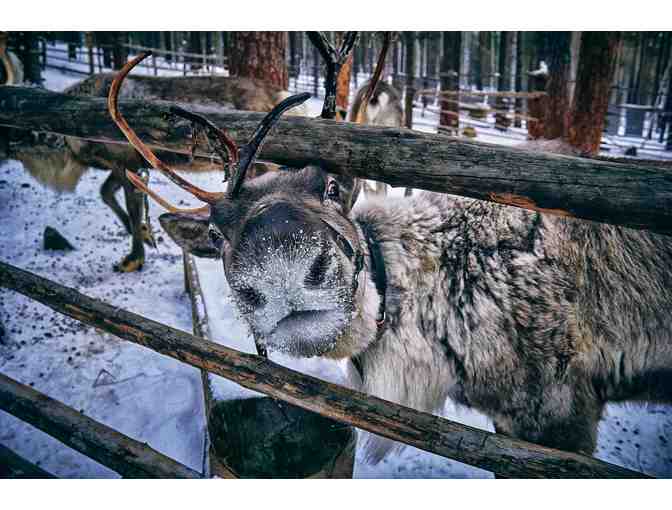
[567,32,623,155]
[229,32,289,90]
[439,32,460,135]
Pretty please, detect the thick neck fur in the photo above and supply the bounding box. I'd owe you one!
[349,191,672,457]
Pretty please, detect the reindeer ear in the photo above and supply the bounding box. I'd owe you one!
[330,174,361,213]
[159,213,222,259]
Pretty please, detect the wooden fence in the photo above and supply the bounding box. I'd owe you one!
[39,38,226,78]
[0,261,648,478]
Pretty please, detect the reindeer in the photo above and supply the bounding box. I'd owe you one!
[7,67,306,272]
[347,33,404,198]
[349,79,403,128]
[349,79,404,199]
[112,53,672,465]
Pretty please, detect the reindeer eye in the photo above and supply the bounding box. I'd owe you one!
[326,181,340,200]
[208,225,225,251]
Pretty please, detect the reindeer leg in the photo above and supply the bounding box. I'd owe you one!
[113,170,146,273]
[101,170,131,234]
[500,387,604,456]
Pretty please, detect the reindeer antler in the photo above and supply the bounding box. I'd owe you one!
[108,52,225,206]
[109,52,310,207]
[168,105,239,182]
[355,32,392,124]
[307,31,358,120]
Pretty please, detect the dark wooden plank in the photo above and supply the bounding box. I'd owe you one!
[0,371,201,478]
[0,444,57,478]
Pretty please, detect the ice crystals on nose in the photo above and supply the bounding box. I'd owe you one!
[228,229,354,351]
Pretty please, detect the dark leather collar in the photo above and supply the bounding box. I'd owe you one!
[357,220,387,328]
[350,220,389,382]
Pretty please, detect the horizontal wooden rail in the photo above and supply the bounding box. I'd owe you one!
[0,261,647,478]
[416,89,548,99]
[124,43,224,62]
[0,443,57,478]
[1,86,670,236]
[0,370,201,478]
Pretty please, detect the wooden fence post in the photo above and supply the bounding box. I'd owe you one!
[85,32,94,76]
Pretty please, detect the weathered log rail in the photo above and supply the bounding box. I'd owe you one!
[0,261,649,478]
[1,86,671,236]
[0,443,57,478]
[0,371,201,478]
[0,370,201,478]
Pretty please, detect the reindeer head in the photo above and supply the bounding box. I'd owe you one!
[109,53,380,360]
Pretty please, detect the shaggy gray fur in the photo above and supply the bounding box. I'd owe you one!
[160,161,672,462]
[351,191,672,457]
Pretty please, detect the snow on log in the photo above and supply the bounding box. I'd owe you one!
[0,260,649,479]
[0,371,201,478]
[0,86,671,236]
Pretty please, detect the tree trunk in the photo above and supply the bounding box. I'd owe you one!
[335,33,354,121]
[288,31,299,80]
[439,31,460,135]
[391,38,399,91]
[14,32,43,85]
[628,32,644,104]
[652,32,671,106]
[403,32,416,129]
[544,32,572,139]
[567,32,623,156]
[495,32,514,131]
[514,31,524,127]
[665,66,672,150]
[111,32,128,71]
[568,31,582,106]
[228,32,288,90]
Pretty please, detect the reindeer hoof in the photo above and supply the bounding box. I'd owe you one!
[113,256,144,273]
[140,224,157,248]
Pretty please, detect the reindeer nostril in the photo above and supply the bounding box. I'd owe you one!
[236,286,266,309]
[305,251,331,287]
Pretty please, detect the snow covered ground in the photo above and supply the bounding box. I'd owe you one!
[1,65,671,478]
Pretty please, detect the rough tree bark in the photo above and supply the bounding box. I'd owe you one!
[544,32,572,139]
[14,32,42,85]
[495,32,515,131]
[228,32,289,90]
[111,32,128,71]
[439,31,460,135]
[629,32,646,104]
[0,262,648,479]
[568,32,582,106]
[403,31,416,129]
[652,33,670,106]
[567,32,623,155]
[665,67,672,150]
[514,31,524,128]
